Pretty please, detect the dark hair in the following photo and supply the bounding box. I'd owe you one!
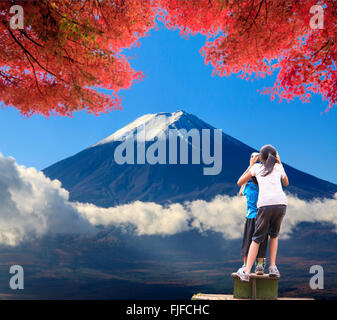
[251,176,258,185]
[260,144,277,177]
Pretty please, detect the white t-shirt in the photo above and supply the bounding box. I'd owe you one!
[250,163,288,208]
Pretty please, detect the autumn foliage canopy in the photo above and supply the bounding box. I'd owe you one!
[0,0,336,116]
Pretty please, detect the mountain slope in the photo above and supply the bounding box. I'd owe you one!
[43,111,337,207]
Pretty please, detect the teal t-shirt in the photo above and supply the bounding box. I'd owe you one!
[242,181,259,219]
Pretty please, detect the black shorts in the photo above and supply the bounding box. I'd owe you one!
[252,205,287,244]
[241,218,268,258]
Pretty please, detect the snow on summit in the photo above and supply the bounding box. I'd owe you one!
[92,110,213,146]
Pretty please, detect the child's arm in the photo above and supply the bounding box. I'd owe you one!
[237,154,259,186]
[239,184,245,196]
[281,172,289,186]
[237,169,252,186]
[277,153,289,187]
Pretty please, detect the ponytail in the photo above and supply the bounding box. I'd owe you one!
[260,144,278,177]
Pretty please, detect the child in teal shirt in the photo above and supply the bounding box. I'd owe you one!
[239,154,268,274]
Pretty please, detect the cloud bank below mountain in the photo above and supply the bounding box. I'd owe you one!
[0,154,94,246]
[1,154,336,246]
[77,194,337,240]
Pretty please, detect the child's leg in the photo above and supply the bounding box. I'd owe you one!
[245,207,270,273]
[256,234,268,265]
[269,236,278,267]
[241,219,253,267]
[255,257,265,274]
[244,241,260,274]
[268,205,286,267]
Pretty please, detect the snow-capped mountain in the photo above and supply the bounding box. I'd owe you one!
[43,111,337,207]
[92,111,189,144]
[92,110,240,145]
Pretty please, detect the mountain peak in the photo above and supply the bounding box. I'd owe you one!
[92,110,212,146]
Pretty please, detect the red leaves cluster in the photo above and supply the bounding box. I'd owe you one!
[0,0,336,116]
[161,0,337,112]
[0,0,157,116]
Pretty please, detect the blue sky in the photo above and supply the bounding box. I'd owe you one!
[0,24,336,184]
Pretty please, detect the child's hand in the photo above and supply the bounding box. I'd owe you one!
[276,153,281,164]
[250,155,259,166]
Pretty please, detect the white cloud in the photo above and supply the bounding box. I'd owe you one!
[75,201,190,236]
[0,154,94,246]
[186,196,245,238]
[281,194,337,238]
[76,194,337,240]
[1,153,336,246]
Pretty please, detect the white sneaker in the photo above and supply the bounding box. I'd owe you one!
[255,264,264,275]
[269,265,280,278]
[237,267,250,282]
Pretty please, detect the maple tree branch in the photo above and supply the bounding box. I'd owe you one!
[242,0,256,28]
[95,0,110,28]
[24,51,44,96]
[254,0,265,21]
[18,30,44,48]
[321,48,331,66]
[68,38,94,51]
[312,43,332,75]
[241,0,264,35]
[48,4,104,35]
[0,70,19,85]
[312,40,330,57]
[63,46,96,85]
[2,20,67,84]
